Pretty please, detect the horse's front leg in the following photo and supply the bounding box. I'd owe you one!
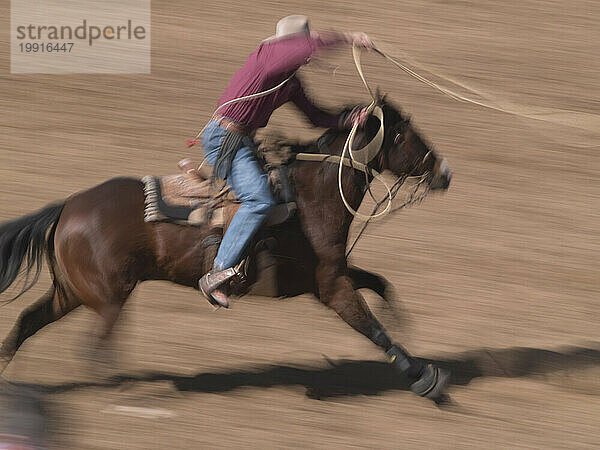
[316,261,449,402]
[348,266,390,298]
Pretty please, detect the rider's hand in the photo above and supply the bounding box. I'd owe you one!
[341,106,370,128]
[349,32,374,50]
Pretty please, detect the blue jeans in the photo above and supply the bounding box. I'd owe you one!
[202,120,275,271]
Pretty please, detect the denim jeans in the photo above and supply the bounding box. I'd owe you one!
[201,120,275,271]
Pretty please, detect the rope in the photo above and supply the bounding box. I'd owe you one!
[187,39,598,256]
[330,44,394,222]
[336,114,393,221]
[345,172,430,258]
[189,43,445,226]
[373,48,483,105]
[373,45,600,148]
[345,176,405,257]
[297,44,425,223]
[187,72,297,147]
[186,43,427,223]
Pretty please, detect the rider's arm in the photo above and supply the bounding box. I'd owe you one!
[311,31,372,48]
[289,76,343,129]
[264,31,372,76]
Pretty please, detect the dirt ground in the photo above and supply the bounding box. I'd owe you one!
[1,0,599,448]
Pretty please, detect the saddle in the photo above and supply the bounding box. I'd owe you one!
[141,134,299,229]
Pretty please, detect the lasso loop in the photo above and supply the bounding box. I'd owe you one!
[334,44,393,222]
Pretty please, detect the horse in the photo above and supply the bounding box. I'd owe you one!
[0,99,452,402]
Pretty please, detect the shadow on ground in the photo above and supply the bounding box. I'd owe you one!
[6,344,600,401]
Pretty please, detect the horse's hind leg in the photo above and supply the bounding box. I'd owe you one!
[0,284,80,373]
[80,299,126,373]
[55,278,136,379]
[65,263,139,375]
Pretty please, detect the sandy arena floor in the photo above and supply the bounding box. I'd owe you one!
[0,1,599,448]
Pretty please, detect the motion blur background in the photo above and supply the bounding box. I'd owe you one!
[0,0,599,448]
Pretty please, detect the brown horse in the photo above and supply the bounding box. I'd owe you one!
[0,100,452,402]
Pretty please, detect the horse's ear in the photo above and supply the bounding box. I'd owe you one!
[374,88,387,107]
[375,87,385,106]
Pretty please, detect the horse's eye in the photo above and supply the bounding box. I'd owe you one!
[394,133,404,145]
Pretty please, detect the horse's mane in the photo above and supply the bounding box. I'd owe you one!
[260,99,409,158]
[380,98,409,127]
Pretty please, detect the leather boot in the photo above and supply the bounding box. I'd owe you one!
[199,268,238,308]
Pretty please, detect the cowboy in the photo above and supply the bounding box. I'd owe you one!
[199,15,373,308]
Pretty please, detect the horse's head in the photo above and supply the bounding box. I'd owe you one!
[376,101,452,190]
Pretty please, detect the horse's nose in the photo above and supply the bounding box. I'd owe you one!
[441,159,452,188]
[430,158,452,190]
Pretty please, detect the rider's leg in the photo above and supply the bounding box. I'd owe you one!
[199,124,275,307]
[212,145,275,271]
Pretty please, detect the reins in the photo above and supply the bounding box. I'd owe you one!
[345,173,430,257]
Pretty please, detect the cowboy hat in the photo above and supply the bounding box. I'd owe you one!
[263,15,310,42]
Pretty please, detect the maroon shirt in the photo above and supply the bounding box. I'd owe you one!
[217,33,344,131]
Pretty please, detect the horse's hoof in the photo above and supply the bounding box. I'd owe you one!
[410,364,449,402]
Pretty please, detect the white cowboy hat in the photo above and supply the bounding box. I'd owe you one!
[263,15,310,42]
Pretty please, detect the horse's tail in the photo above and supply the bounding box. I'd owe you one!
[0,202,65,302]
